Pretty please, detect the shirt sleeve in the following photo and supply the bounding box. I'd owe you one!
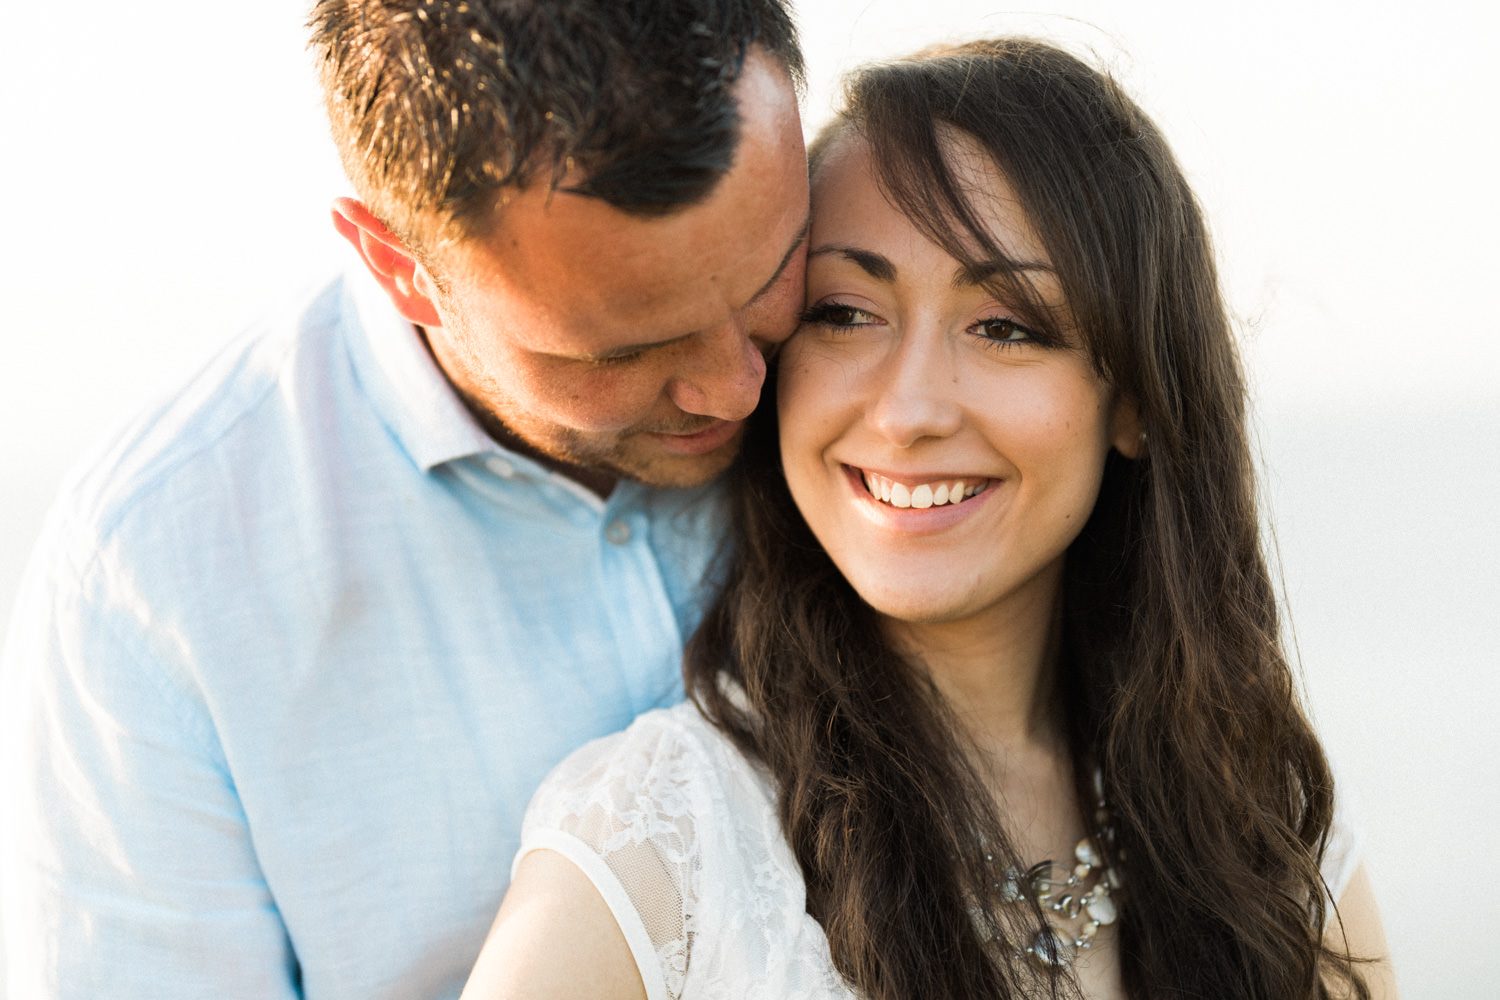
[0,509,299,1000]
[1321,784,1365,906]
[512,713,714,1000]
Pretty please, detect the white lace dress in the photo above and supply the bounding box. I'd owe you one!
[513,701,1362,1000]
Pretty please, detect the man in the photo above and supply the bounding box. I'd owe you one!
[0,2,808,996]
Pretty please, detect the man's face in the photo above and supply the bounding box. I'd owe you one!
[419,49,809,493]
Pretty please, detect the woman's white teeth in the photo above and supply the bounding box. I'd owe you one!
[860,471,987,508]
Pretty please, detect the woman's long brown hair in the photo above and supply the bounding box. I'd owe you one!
[687,37,1368,1000]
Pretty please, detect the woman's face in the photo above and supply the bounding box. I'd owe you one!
[777,131,1139,632]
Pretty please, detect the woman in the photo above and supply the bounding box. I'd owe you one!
[463,38,1394,1000]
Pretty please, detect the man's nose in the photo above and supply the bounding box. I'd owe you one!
[666,323,768,421]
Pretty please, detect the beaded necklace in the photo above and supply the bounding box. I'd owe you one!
[977,773,1122,970]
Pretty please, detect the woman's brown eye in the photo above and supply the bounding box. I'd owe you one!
[800,302,876,328]
[982,319,1028,341]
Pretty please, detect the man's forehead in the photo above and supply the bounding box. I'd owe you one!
[457,195,805,352]
[454,196,768,347]
[434,46,808,357]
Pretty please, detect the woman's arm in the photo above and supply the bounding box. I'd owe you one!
[1326,862,1399,1000]
[462,850,648,1000]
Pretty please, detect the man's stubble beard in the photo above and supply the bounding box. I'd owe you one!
[490,408,742,490]
[448,352,739,490]
[423,305,743,490]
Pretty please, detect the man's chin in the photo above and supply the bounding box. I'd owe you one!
[494,422,744,493]
[622,437,742,490]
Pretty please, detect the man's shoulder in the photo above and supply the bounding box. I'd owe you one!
[56,278,357,544]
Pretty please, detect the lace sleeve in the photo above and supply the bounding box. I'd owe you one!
[1322,788,1364,907]
[513,709,713,1000]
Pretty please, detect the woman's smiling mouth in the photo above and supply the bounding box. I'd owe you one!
[854,468,993,509]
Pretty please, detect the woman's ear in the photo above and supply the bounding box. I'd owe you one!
[1109,393,1146,459]
[329,198,444,328]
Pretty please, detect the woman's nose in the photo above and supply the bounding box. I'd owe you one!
[865,334,963,448]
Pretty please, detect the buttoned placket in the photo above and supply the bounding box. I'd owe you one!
[456,453,688,717]
[595,484,684,715]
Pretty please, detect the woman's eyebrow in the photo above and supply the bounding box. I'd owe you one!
[810,246,1055,290]
[808,245,895,281]
[954,259,1055,289]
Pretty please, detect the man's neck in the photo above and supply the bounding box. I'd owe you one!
[415,324,620,498]
[474,412,620,499]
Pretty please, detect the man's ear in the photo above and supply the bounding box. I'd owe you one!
[330,197,443,328]
[1109,393,1147,460]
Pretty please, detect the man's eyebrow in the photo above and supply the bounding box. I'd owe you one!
[746,211,812,304]
[809,245,895,281]
[577,331,694,363]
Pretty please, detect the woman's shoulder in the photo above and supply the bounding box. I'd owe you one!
[528,703,716,800]
[1323,783,1365,904]
[516,701,824,1000]
[518,701,760,867]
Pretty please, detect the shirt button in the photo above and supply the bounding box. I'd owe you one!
[486,456,515,478]
[605,520,632,545]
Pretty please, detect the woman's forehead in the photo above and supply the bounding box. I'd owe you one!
[810,128,1050,272]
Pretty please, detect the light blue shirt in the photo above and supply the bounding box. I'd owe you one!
[0,269,726,999]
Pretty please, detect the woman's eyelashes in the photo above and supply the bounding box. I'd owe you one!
[801,300,1047,351]
[972,316,1043,349]
[799,301,878,329]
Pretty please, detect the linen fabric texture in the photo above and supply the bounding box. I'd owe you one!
[517,700,1364,1000]
[0,269,725,999]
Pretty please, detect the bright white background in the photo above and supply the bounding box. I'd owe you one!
[1,2,1495,994]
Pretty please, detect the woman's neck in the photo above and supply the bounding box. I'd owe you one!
[884,571,1066,759]
[886,578,1087,861]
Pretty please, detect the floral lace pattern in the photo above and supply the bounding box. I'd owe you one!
[517,701,1362,1000]
[518,702,853,1000]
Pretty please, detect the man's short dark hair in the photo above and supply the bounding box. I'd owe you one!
[310,0,804,250]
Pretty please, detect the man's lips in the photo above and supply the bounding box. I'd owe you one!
[645,419,744,455]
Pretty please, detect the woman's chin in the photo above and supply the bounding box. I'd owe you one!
[851,584,976,629]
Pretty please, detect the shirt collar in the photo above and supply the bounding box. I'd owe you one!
[343,265,499,472]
